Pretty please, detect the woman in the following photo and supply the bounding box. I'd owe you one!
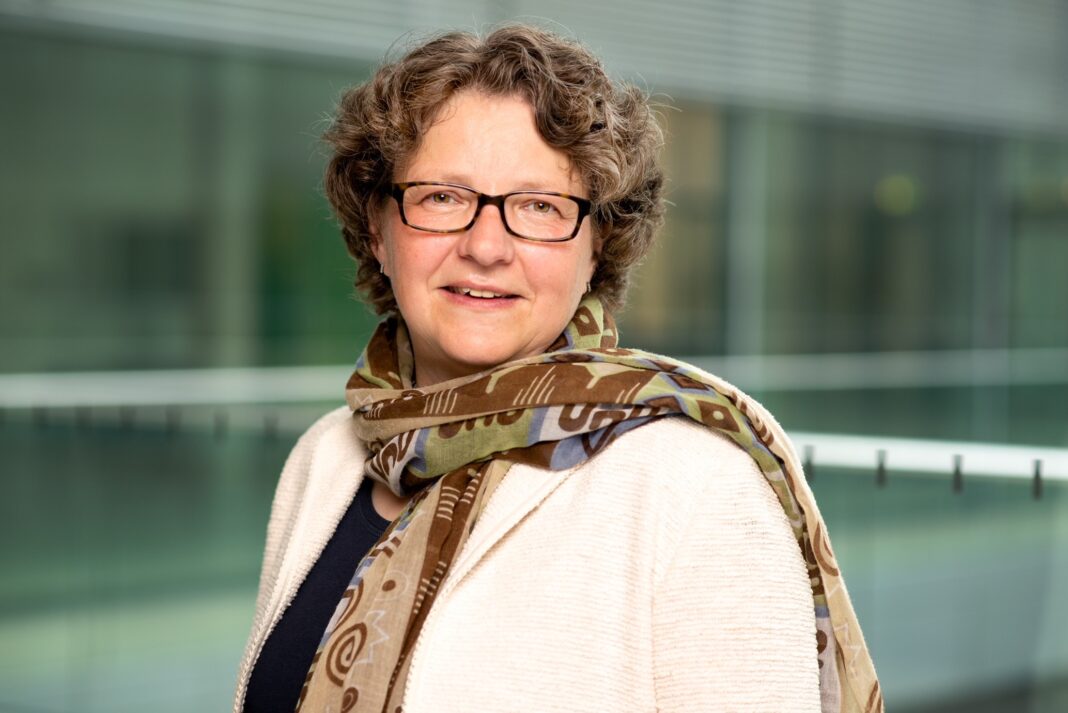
[235,25,882,713]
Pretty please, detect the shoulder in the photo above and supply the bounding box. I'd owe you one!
[598,415,756,472]
[587,415,767,507]
[290,405,358,455]
[279,406,365,483]
[557,415,786,570]
[272,405,366,513]
[588,413,806,576]
[260,407,365,570]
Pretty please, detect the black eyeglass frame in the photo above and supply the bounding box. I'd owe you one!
[389,181,593,243]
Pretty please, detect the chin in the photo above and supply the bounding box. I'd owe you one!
[442,334,536,372]
[450,347,524,372]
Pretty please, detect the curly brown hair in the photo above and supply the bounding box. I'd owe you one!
[322,24,665,314]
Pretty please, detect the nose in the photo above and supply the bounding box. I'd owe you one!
[456,202,515,266]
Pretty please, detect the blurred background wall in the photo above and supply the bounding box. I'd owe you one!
[1,1,1067,711]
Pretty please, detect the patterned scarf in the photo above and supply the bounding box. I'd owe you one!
[295,296,883,713]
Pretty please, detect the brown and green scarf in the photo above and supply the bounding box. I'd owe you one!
[295,296,883,713]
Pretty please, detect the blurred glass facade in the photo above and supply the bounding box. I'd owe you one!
[1,30,377,371]
[2,3,1067,711]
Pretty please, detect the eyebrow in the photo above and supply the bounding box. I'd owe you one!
[419,173,578,194]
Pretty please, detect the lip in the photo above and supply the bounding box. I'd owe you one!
[443,281,521,297]
[439,283,522,308]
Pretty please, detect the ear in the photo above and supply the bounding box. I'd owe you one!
[368,210,388,276]
[586,234,602,282]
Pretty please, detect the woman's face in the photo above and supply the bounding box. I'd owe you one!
[372,91,598,386]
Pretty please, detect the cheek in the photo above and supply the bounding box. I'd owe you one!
[390,237,454,299]
[542,250,594,308]
[528,249,583,293]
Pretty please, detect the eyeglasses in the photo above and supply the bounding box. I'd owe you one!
[389,182,592,242]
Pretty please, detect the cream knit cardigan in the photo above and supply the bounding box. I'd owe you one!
[234,408,821,712]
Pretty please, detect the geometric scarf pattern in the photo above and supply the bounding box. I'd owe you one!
[295,296,883,713]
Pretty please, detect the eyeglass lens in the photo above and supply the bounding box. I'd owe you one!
[400,184,581,241]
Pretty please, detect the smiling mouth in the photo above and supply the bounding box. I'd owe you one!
[445,286,517,299]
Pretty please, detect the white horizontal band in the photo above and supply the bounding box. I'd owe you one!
[2,349,1066,409]
[791,432,1068,482]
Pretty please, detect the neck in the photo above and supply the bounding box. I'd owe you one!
[411,359,477,388]
[409,338,499,388]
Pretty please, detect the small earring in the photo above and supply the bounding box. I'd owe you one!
[585,281,591,294]
[379,263,385,274]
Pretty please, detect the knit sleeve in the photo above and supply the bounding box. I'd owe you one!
[651,438,821,712]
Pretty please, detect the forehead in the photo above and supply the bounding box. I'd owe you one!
[401,91,584,193]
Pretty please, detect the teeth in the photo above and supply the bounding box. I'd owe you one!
[459,287,505,298]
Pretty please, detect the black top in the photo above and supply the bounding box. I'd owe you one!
[244,477,390,712]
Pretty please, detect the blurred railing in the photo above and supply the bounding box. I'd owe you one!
[3,348,1067,409]
[3,354,1066,489]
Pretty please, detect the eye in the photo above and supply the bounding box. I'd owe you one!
[525,199,560,216]
[428,192,457,205]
